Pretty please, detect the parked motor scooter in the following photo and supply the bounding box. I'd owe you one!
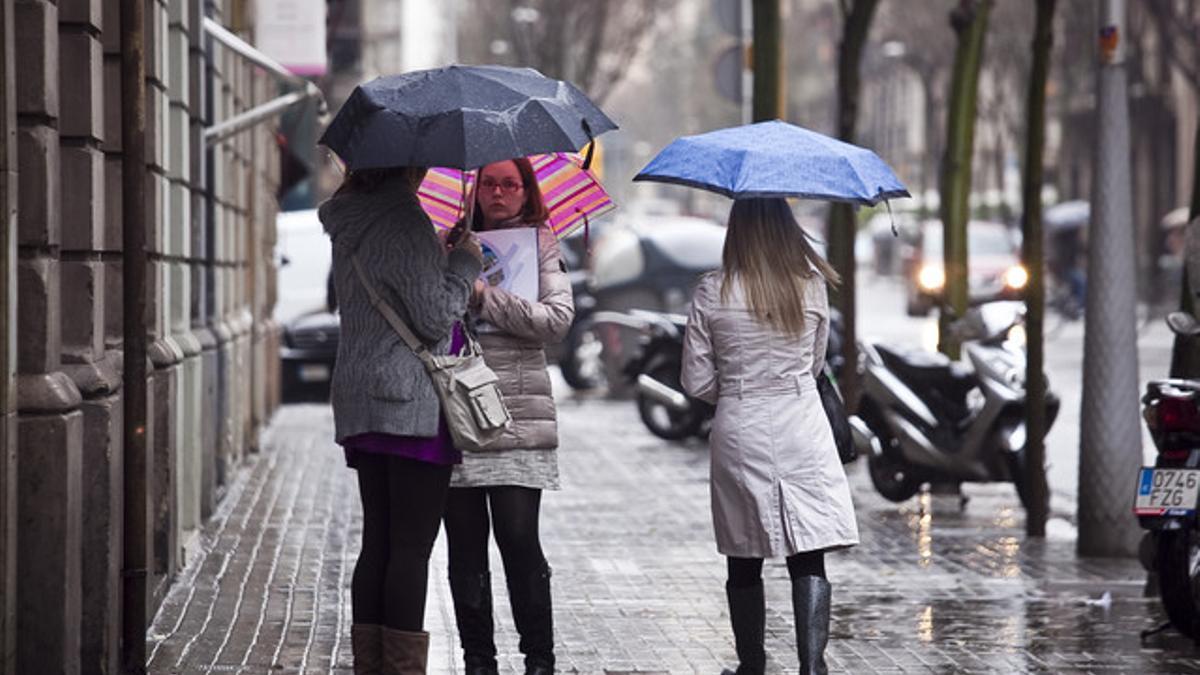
[583,309,711,440]
[554,217,726,392]
[589,307,846,442]
[851,301,1059,510]
[1135,311,1200,641]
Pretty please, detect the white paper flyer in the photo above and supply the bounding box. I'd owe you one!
[475,228,538,330]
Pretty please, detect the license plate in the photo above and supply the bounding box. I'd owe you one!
[298,363,330,383]
[1134,468,1200,516]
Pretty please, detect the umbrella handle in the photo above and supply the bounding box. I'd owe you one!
[462,169,476,231]
[884,200,898,237]
[581,119,595,171]
[580,209,591,261]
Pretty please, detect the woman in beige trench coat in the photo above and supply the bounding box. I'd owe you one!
[682,197,859,675]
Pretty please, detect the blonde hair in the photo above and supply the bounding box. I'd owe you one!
[720,198,840,336]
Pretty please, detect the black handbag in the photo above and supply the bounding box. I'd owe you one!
[818,368,857,464]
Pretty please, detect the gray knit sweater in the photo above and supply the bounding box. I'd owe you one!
[319,177,482,442]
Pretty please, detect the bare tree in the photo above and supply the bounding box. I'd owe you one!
[976,1,1035,221]
[457,1,674,105]
[1020,0,1058,537]
[827,0,881,411]
[1142,0,1200,92]
[938,0,992,359]
[871,0,957,205]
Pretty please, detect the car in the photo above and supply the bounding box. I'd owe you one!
[275,209,332,325]
[904,220,1027,317]
[280,310,339,402]
[275,208,337,402]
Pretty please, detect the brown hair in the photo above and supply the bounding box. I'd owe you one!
[720,198,840,337]
[467,157,549,229]
[334,166,427,197]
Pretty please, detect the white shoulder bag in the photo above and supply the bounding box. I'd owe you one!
[352,255,511,452]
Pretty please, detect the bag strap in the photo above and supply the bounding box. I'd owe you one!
[351,255,434,364]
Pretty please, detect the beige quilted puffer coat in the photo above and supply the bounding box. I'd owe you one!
[451,223,574,489]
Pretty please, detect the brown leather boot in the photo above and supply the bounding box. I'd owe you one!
[351,624,383,675]
[381,627,429,675]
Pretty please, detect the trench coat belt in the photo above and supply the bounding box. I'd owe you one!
[719,373,817,399]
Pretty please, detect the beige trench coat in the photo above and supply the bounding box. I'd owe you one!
[681,271,859,558]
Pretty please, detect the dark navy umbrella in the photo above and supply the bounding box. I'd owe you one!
[319,65,617,171]
[633,120,909,205]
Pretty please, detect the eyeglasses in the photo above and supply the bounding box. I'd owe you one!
[479,178,524,195]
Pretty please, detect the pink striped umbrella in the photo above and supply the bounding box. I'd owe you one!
[418,152,616,240]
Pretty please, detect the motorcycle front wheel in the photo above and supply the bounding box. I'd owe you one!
[861,405,922,502]
[636,361,704,441]
[1157,528,1200,640]
[867,450,923,502]
[559,321,606,391]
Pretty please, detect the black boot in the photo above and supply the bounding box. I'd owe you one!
[507,563,554,674]
[720,581,765,675]
[792,576,831,675]
[449,571,499,674]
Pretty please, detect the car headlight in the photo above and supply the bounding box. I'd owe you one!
[1004,265,1029,290]
[918,264,945,291]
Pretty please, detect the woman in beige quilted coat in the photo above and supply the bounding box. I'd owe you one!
[442,157,574,675]
[682,198,859,675]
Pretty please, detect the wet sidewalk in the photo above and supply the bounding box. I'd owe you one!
[147,396,1200,674]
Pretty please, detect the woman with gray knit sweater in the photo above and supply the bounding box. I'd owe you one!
[320,165,483,674]
[443,158,574,675]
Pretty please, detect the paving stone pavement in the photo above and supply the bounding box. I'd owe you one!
[147,391,1200,674]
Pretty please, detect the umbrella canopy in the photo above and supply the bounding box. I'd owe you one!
[319,65,618,171]
[633,120,908,205]
[1043,200,1089,233]
[419,152,616,240]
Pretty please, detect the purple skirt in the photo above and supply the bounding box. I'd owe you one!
[341,324,466,468]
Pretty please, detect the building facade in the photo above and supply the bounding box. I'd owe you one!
[0,0,284,672]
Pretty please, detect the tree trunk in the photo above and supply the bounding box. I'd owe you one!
[751,0,784,121]
[1169,123,1200,376]
[937,0,992,359]
[1020,0,1057,538]
[920,70,940,216]
[827,0,880,411]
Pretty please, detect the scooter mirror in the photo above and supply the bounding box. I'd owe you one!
[1166,311,1200,337]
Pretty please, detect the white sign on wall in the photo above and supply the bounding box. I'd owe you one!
[255,0,327,76]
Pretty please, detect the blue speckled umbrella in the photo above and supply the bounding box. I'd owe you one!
[633,120,909,205]
[319,65,617,171]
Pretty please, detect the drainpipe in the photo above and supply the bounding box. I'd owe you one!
[119,0,148,670]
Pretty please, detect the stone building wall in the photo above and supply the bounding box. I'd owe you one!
[1,0,282,672]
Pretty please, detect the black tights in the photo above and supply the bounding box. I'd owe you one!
[443,486,546,579]
[352,454,452,630]
[727,550,827,588]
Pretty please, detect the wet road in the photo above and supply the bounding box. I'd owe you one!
[147,389,1200,673]
[145,271,1191,673]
